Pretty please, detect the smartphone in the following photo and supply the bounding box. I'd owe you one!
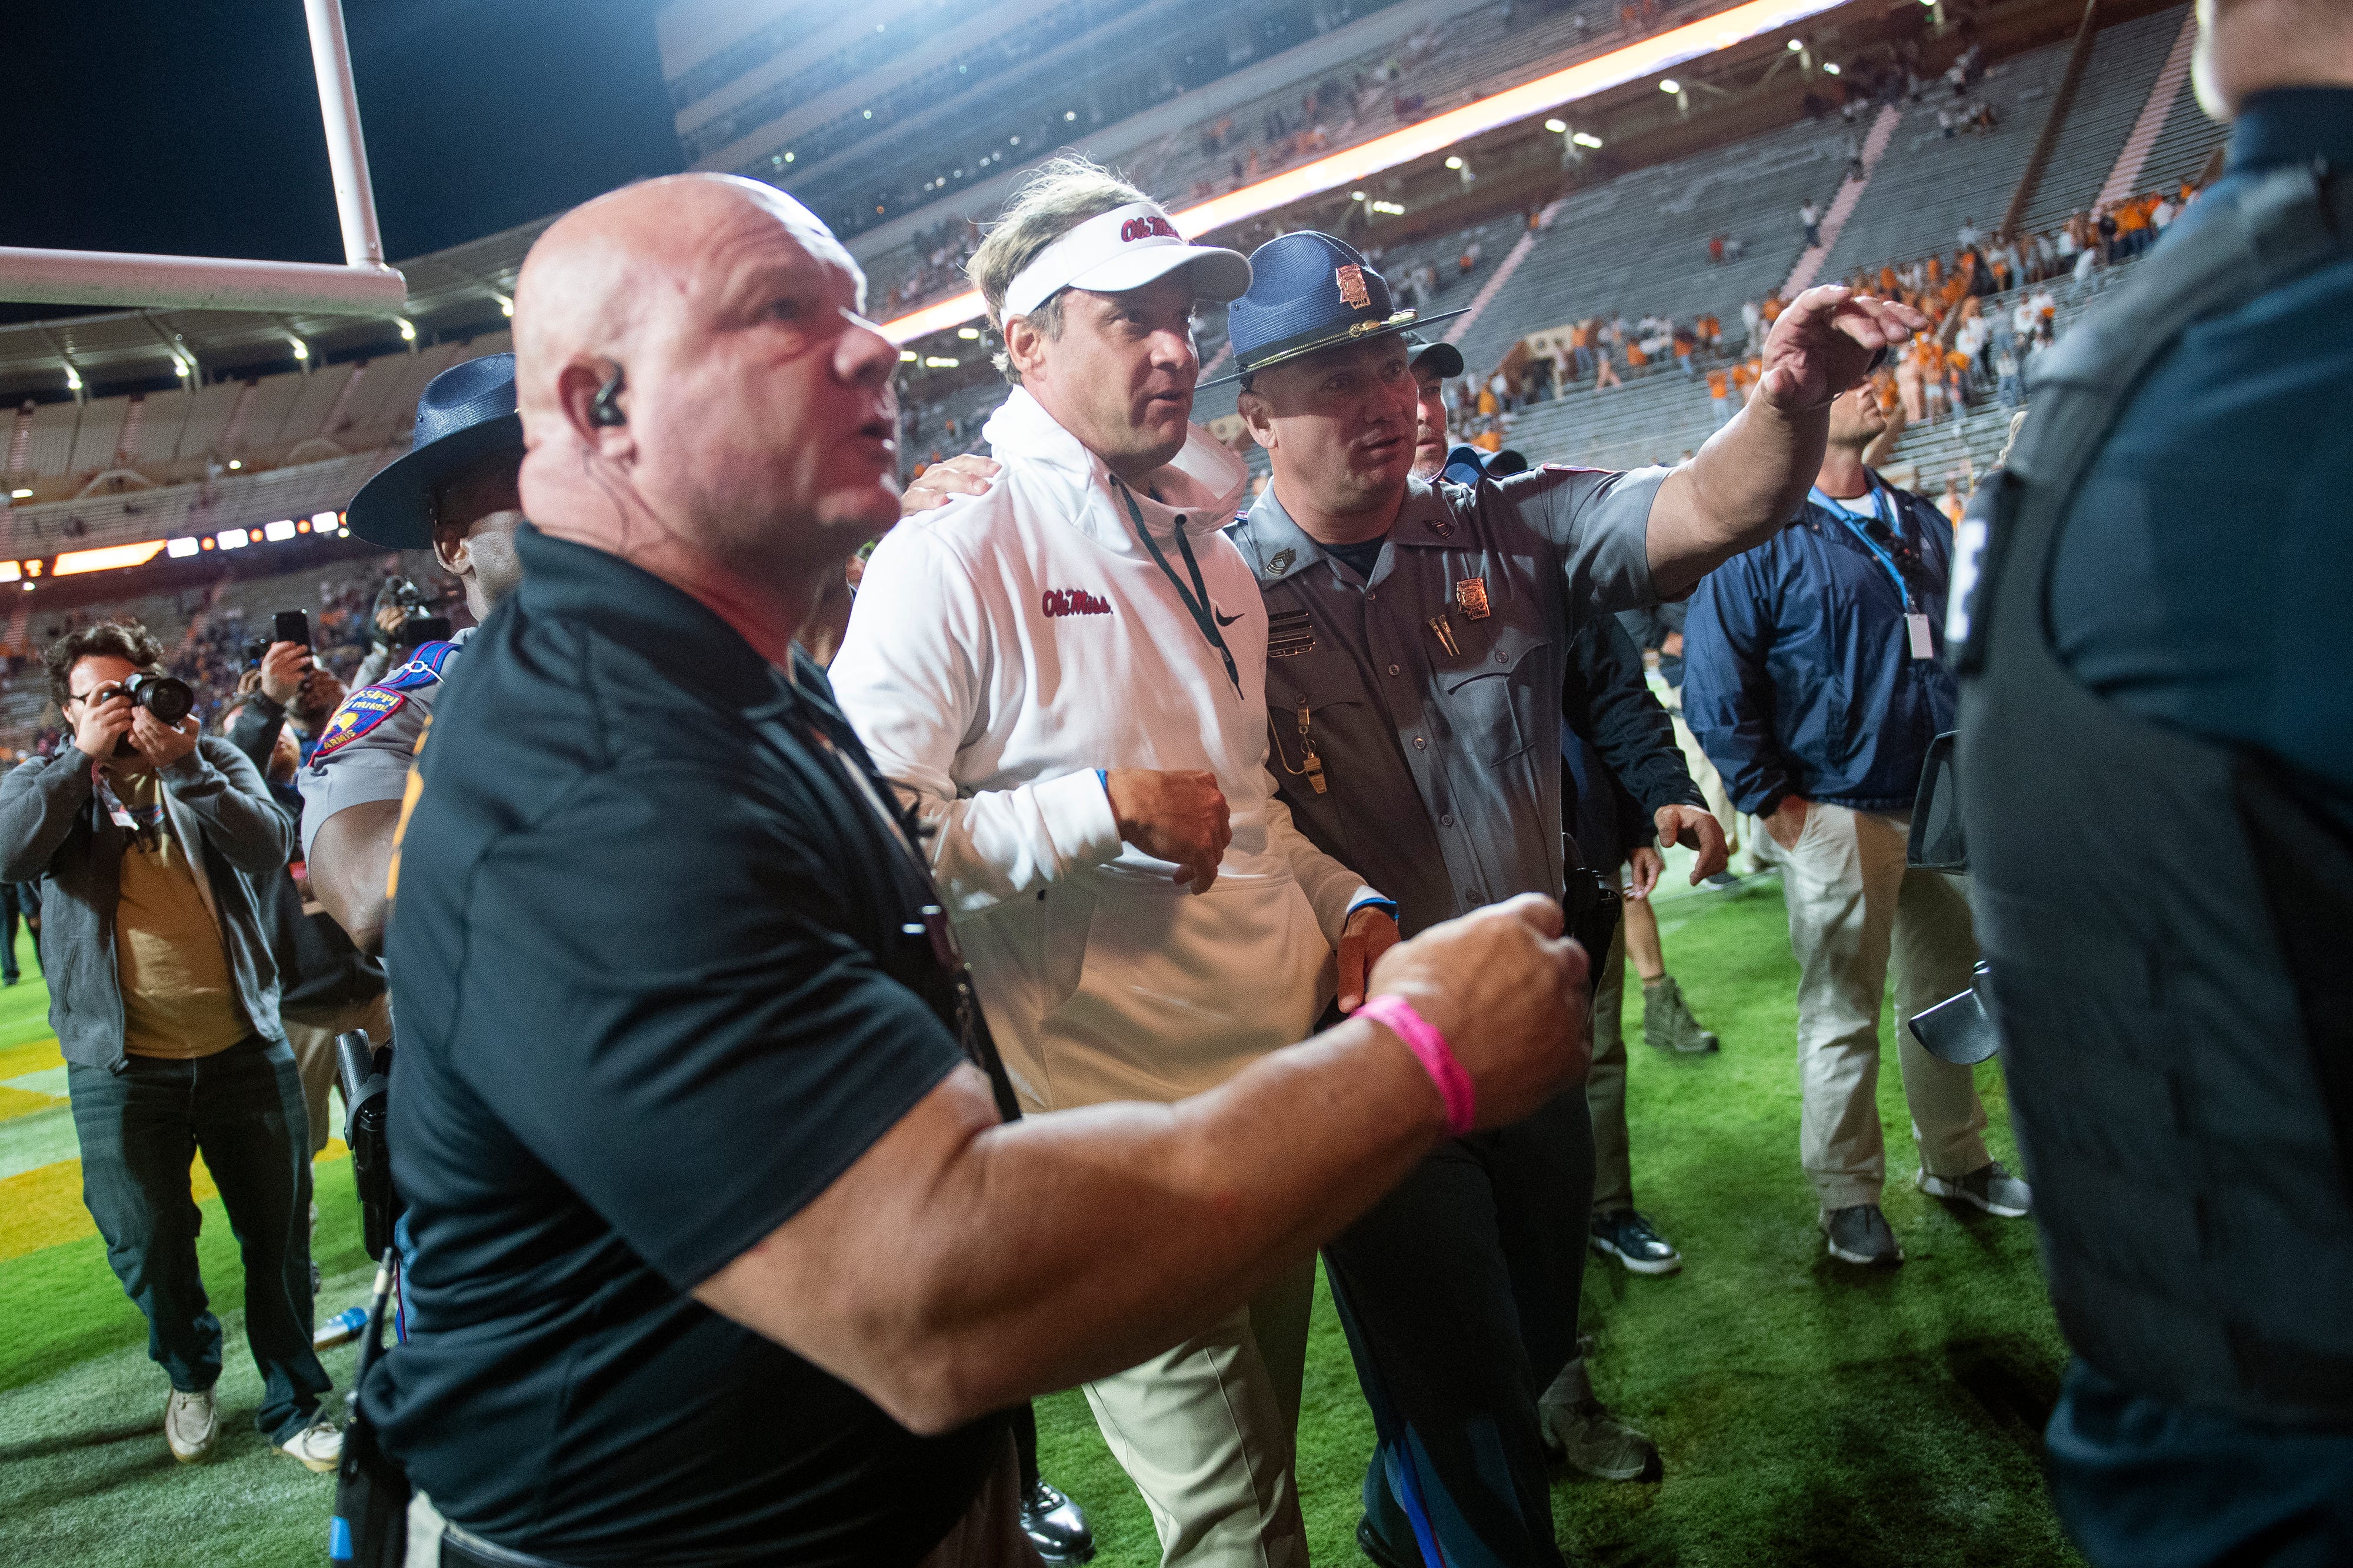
[274,609,311,649]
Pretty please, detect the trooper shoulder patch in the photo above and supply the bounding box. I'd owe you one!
[377,640,460,692]
[311,686,408,764]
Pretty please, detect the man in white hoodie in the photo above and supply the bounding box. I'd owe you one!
[831,159,1398,1568]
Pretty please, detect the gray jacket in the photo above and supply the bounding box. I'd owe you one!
[0,736,293,1071]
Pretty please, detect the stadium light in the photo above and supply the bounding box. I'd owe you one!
[0,563,18,582]
[1572,131,1605,148]
[396,317,418,341]
[8,488,31,499]
[265,519,299,542]
[1660,78,1681,94]
[1544,118,1568,133]
[899,349,918,362]
[167,536,200,558]
[312,511,339,530]
[876,0,1848,343]
[228,459,243,470]
[923,356,960,368]
[1370,200,1407,216]
[1823,62,1841,74]
[290,336,311,361]
[0,0,405,314]
[1444,156,1464,170]
[1788,38,1804,49]
[495,292,514,317]
[217,528,249,551]
[338,526,351,538]
[55,541,169,575]
[63,364,81,392]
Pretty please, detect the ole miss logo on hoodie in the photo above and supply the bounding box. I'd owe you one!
[1042,588,1114,618]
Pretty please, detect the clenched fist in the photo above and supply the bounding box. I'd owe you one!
[1105,768,1231,895]
[1363,893,1591,1131]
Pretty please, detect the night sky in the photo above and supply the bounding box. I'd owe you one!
[2,0,682,320]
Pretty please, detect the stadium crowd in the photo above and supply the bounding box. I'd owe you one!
[4,4,2347,1567]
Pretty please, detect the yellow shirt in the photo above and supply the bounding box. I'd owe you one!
[107,770,248,1060]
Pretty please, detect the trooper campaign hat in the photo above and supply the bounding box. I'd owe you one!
[1212,231,1464,385]
[345,353,523,550]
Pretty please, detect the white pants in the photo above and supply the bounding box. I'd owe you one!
[1761,803,1992,1210]
[959,869,1328,1567]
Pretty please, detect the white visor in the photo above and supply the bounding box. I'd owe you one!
[1002,201,1252,321]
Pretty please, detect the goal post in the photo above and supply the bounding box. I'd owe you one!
[0,0,408,317]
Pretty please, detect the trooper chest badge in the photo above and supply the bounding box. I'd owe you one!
[1455,576,1492,619]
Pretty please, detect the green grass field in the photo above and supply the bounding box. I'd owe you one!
[0,879,2084,1566]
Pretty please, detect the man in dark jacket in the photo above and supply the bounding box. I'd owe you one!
[0,622,339,1470]
[1683,385,2028,1268]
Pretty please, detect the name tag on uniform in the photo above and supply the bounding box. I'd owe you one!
[1268,608,1315,658]
[1906,612,1935,660]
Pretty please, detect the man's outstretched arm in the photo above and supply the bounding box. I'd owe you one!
[696,894,1584,1434]
[1647,286,1925,597]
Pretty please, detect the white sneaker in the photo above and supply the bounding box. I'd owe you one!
[165,1387,219,1463]
[279,1410,343,1473]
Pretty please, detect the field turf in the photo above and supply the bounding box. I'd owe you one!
[0,876,2084,1566]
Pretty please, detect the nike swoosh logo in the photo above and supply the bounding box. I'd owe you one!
[1214,609,1244,627]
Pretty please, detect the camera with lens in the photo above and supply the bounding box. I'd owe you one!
[376,578,452,652]
[97,671,196,728]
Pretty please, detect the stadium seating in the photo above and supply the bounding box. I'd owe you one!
[2015,2,2192,235]
[1811,39,2074,283]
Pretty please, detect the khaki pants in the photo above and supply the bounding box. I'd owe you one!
[281,991,392,1157]
[1761,803,1990,1210]
[1081,1254,1315,1568]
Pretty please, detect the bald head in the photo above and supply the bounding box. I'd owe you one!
[511,174,901,652]
[2194,0,2353,118]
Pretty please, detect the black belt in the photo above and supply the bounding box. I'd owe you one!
[439,1524,575,1568]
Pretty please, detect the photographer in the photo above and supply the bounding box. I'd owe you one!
[0,622,340,1472]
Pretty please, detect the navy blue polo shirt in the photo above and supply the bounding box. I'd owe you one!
[2049,87,2353,820]
[366,526,1004,1565]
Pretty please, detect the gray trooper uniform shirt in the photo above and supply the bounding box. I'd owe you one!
[298,628,473,863]
[1228,467,1666,935]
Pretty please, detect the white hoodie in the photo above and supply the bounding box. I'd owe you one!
[831,388,1382,1111]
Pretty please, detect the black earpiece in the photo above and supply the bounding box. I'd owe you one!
[590,365,627,428]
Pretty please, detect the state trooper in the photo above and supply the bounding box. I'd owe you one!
[1222,231,1920,1566]
[1953,3,2353,1561]
[301,354,525,955]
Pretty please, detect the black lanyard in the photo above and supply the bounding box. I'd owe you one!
[1113,476,1242,700]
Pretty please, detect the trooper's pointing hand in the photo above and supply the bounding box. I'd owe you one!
[1105,768,1230,895]
[1363,893,1589,1132]
[1756,286,1927,413]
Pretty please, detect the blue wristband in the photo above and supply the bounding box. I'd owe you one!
[1348,896,1398,922]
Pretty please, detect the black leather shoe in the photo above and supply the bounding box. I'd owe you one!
[1020,1478,1095,1563]
[1356,1515,1418,1568]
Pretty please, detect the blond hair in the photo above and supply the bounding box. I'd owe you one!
[968,155,1146,382]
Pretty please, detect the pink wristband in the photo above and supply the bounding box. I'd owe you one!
[1355,995,1475,1137]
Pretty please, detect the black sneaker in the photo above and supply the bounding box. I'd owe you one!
[1019,1478,1095,1564]
[1821,1204,1904,1266]
[1589,1209,1683,1275]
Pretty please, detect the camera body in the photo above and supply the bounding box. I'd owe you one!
[380,579,452,652]
[95,670,196,728]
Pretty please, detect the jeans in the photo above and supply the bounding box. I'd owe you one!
[68,1033,332,1443]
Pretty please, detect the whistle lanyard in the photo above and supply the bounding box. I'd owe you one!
[1113,476,1242,699]
[1811,483,1912,610]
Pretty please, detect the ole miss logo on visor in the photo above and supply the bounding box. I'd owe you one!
[1042,588,1114,618]
[1121,214,1182,243]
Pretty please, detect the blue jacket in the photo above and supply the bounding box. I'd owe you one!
[1682,478,1957,816]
